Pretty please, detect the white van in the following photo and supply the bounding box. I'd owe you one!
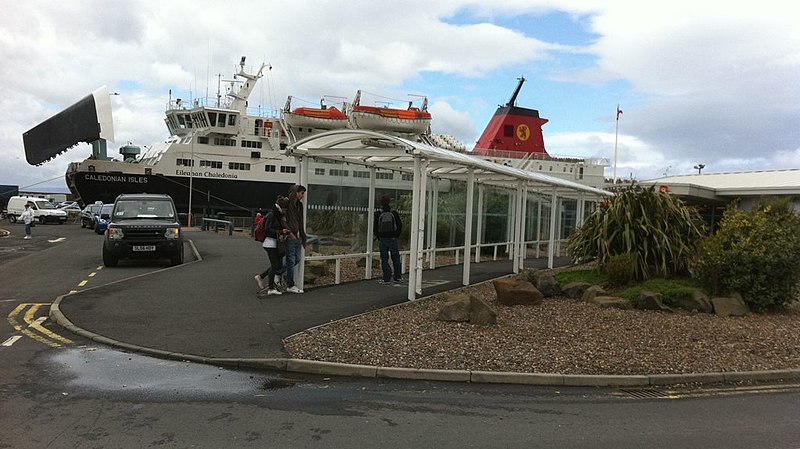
[6,196,67,224]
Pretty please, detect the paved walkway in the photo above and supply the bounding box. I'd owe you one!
[51,230,800,387]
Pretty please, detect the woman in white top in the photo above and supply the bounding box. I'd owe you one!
[20,202,34,239]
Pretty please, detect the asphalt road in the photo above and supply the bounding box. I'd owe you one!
[1,220,799,448]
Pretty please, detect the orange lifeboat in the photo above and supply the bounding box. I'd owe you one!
[349,90,431,134]
[283,96,350,130]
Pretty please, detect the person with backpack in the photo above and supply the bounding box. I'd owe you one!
[374,194,403,285]
[254,196,291,296]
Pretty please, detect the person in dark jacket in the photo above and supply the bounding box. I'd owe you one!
[374,194,403,284]
[283,184,307,293]
[255,196,290,295]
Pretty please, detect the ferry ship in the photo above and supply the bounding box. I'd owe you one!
[22,57,607,216]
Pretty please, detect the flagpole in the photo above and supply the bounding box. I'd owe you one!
[613,104,621,183]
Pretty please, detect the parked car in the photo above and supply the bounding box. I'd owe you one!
[93,203,114,234]
[102,194,184,267]
[6,196,67,224]
[80,202,103,229]
[58,201,81,212]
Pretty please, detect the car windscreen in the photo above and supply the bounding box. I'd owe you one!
[35,201,56,209]
[113,200,176,219]
[99,204,114,215]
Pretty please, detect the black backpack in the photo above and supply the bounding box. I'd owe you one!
[378,210,396,235]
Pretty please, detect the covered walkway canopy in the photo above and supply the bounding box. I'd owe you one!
[286,129,612,300]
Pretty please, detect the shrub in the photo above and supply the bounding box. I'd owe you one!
[554,269,607,285]
[695,197,800,312]
[617,278,701,305]
[604,253,634,287]
[566,185,706,280]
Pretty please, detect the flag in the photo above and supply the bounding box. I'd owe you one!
[616,107,623,120]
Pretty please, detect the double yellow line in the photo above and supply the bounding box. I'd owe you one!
[6,303,73,348]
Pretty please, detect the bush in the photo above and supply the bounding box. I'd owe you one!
[605,253,634,287]
[554,269,607,285]
[617,278,701,305]
[695,197,800,312]
[566,185,706,280]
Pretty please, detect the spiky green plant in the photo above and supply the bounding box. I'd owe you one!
[566,185,706,280]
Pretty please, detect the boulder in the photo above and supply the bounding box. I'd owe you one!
[636,290,674,312]
[562,282,592,299]
[469,296,498,325]
[580,285,606,302]
[493,278,544,306]
[589,296,634,309]
[712,293,750,317]
[437,294,471,322]
[534,272,561,297]
[674,289,713,313]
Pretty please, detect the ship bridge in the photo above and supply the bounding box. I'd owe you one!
[286,129,613,301]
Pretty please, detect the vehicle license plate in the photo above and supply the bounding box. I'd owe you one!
[133,245,156,251]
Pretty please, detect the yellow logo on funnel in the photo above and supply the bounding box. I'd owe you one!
[516,124,530,141]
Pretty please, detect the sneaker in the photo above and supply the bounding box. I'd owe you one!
[378,280,393,285]
[267,288,282,296]
[273,275,281,286]
[23,236,31,240]
[254,275,264,289]
[393,277,404,283]
[287,286,304,294]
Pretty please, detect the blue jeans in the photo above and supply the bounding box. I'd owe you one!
[283,238,303,288]
[379,237,402,282]
[25,223,32,236]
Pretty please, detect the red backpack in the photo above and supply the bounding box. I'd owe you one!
[254,214,268,242]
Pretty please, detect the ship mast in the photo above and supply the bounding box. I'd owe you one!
[506,76,526,107]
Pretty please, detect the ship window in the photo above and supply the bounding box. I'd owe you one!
[200,160,222,169]
[354,171,370,179]
[280,166,297,174]
[538,165,543,170]
[563,167,567,172]
[241,140,263,149]
[228,115,237,126]
[402,173,413,181]
[578,167,584,179]
[145,168,152,175]
[197,136,209,144]
[177,158,194,167]
[208,112,217,126]
[504,125,514,137]
[177,114,186,128]
[265,165,276,172]
[549,166,553,171]
[315,168,325,176]
[375,172,394,180]
[329,169,349,177]
[228,162,251,170]
[218,114,226,127]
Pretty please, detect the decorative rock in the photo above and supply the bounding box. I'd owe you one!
[674,289,713,313]
[437,294,471,322]
[469,296,498,325]
[562,282,592,299]
[636,290,674,312]
[493,278,544,306]
[712,294,750,317]
[534,273,561,298]
[581,285,606,302]
[589,296,634,309]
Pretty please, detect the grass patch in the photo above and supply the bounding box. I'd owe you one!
[616,278,702,304]
[553,269,607,285]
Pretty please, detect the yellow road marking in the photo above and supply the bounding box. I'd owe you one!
[23,304,72,344]
[8,304,60,348]
[78,280,88,287]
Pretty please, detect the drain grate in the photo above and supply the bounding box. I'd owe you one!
[616,388,673,399]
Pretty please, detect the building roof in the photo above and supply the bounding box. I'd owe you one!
[640,169,800,202]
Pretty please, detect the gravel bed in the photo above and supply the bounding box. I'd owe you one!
[285,276,800,376]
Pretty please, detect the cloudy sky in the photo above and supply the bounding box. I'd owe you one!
[1,0,798,192]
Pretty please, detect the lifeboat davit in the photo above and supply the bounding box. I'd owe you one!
[283,96,350,130]
[349,90,431,134]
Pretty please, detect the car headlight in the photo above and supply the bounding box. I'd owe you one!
[107,227,124,239]
[164,227,180,239]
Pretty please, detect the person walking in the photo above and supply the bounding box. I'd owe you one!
[374,194,403,284]
[283,185,307,294]
[255,197,291,295]
[20,202,34,239]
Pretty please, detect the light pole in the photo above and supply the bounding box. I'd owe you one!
[188,129,194,226]
[694,164,705,174]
